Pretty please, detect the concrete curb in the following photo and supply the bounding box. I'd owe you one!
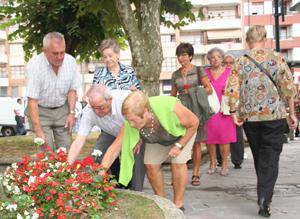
[120,189,185,219]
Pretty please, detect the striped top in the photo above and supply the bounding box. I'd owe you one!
[92,62,141,90]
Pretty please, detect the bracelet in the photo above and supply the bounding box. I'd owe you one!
[229,109,237,114]
[175,142,183,150]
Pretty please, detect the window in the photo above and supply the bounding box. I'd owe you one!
[0,65,8,78]
[10,65,25,79]
[11,86,18,97]
[161,35,176,49]
[251,2,264,15]
[162,80,171,95]
[161,57,177,72]
[0,87,7,97]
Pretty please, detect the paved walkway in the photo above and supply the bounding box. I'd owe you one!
[143,139,300,219]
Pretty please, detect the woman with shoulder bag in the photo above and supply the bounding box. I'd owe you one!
[171,42,212,186]
[204,47,236,177]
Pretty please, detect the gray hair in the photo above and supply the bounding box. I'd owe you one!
[98,39,120,54]
[246,25,267,44]
[87,84,112,101]
[207,47,225,61]
[43,32,65,49]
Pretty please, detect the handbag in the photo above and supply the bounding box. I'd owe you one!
[197,67,220,115]
[220,94,230,115]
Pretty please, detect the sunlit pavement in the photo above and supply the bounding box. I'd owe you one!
[143,138,300,219]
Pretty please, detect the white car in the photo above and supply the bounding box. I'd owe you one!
[0,97,29,137]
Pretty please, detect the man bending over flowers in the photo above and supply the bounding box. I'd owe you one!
[67,84,145,191]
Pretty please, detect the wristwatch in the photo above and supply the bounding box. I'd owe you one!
[175,142,184,150]
[69,110,75,115]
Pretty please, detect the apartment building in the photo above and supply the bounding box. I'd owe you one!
[159,0,243,94]
[0,0,26,98]
[243,0,300,81]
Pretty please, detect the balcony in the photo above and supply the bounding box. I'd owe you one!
[0,54,8,64]
[0,30,6,41]
[0,78,9,86]
[196,0,241,7]
[180,17,241,31]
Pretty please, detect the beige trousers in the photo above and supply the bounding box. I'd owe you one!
[27,104,71,151]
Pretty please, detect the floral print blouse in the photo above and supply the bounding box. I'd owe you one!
[225,48,296,122]
[92,62,141,90]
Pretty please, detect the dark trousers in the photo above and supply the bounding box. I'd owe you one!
[15,115,25,135]
[243,119,286,204]
[94,131,146,191]
[230,126,244,166]
[216,126,244,165]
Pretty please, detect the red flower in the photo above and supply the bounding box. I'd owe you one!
[49,189,57,195]
[82,156,94,166]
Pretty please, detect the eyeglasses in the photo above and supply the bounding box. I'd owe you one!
[89,101,108,111]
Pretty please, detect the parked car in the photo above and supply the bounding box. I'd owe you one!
[0,97,29,137]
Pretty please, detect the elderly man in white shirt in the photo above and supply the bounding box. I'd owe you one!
[26,32,81,151]
[67,84,145,191]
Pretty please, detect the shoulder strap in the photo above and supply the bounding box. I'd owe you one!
[196,66,202,85]
[244,54,277,89]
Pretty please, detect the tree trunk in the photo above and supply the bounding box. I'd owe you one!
[113,0,163,96]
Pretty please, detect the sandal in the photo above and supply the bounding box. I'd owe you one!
[191,175,201,186]
[207,166,217,175]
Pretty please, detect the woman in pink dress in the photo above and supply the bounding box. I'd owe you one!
[205,47,236,176]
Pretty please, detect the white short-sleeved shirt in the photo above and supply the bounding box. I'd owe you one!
[78,90,130,137]
[26,53,82,107]
[14,103,25,117]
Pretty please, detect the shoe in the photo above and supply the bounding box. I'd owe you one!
[258,198,271,218]
[207,166,216,175]
[234,164,242,169]
[220,168,228,176]
[191,175,201,186]
[217,162,222,167]
[178,206,185,212]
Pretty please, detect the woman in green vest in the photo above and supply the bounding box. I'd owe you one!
[101,90,199,210]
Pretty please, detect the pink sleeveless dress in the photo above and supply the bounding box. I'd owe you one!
[205,67,236,144]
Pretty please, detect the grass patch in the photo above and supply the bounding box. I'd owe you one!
[0,132,100,161]
[100,192,164,218]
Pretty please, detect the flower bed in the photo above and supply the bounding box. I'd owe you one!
[0,141,117,219]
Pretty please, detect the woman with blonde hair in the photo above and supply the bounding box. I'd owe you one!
[225,25,297,217]
[101,91,199,210]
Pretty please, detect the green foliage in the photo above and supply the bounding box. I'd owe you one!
[0,0,194,61]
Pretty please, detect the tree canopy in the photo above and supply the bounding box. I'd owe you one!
[0,0,195,61]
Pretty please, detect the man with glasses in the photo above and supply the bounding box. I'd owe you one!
[67,84,145,191]
[26,32,81,151]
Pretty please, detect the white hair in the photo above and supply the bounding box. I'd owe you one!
[43,32,65,50]
[87,84,112,101]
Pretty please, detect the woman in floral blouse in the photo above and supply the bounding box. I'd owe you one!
[225,25,297,217]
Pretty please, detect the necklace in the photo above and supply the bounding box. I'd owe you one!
[140,111,155,138]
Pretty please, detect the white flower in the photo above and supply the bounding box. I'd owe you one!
[28,176,36,186]
[91,149,103,157]
[32,212,39,219]
[17,213,23,219]
[40,173,46,178]
[6,204,17,211]
[24,210,29,216]
[57,147,67,153]
[14,186,21,194]
[6,185,12,191]
[33,137,45,146]
[12,163,18,169]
